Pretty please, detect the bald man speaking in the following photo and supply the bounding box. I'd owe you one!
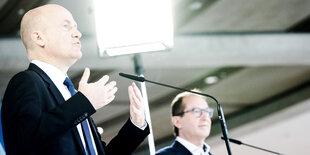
[1,4,149,155]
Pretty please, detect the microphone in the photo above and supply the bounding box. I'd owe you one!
[119,72,233,155]
[119,73,145,82]
[119,73,216,101]
[221,137,285,155]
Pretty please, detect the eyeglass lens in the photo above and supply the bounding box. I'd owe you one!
[192,108,213,118]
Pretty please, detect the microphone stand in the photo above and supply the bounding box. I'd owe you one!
[133,54,156,155]
[221,137,285,155]
[119,73,233,155]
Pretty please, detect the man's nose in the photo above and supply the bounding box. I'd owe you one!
[72,28,82,39]
[200,111,210,120]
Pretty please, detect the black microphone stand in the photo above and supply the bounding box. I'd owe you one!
[119,73,233,155]
[221,137,285,155]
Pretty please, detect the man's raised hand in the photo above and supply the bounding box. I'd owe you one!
[78,68,117,110]
[128,82,145,128]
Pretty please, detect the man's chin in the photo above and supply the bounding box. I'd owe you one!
[68,54,81,66]
[74,51,82,59]
[198,129,210,137]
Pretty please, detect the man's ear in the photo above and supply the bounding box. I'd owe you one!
[31,31,45,47]
[172,116,182,129]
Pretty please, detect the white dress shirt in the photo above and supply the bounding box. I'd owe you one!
[176,136,211,155]
[31,60,98,155]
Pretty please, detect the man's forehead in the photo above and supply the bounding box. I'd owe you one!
[183,94,206,101]
[183,95,208,107]
[45,8,77,26]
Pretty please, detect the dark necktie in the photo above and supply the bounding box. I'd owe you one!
[203,145,213,155]
[64,77,96,155]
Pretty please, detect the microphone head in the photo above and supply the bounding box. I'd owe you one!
[119,73,145,82]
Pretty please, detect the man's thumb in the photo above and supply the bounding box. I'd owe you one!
[80,67,90,84]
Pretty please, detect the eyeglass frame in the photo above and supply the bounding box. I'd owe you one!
[174,107,214,118]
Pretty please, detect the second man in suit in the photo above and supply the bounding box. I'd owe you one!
[156,90,214,155]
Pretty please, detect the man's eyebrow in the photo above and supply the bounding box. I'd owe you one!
[64,19,77,27]
[64,19,70,24]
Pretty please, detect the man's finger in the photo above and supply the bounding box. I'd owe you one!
[80,68,90,84]
[130,104,140,114]
[131,93,142,109]
[106,95,116,104]
[97,75,109,85]
[107,87,118,96]
[105,81,117,90]
[132,82,143,101]
[129,85,143,109]
[128,86,134,103]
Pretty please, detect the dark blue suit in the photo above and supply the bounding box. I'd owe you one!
[156,140,212,155]
[156,140,192,155]
[2,63,149,155]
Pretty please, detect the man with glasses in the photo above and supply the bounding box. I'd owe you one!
[156,90,214,155]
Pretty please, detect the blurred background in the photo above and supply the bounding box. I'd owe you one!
[1,0,310,154]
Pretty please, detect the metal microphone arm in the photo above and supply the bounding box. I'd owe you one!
[119,73,233,155]
[221,137,285,155]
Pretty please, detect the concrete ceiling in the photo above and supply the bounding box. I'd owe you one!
[0,0,310,154]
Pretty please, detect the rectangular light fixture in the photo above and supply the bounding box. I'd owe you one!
[93,0,174,57]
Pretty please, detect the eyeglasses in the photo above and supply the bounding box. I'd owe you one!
[175,107,214,118]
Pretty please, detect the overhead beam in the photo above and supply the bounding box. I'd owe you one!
[143,33,310,68]
[288,15,310,32]
[172,0,217,31]
[1,33,310,71]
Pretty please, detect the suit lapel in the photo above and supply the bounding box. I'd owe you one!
[72,127,87,154]
[28,63,87,153]
[28,63,64,104]
[174,140,213,155]
[89,117,105,155]
[173,140,192,155]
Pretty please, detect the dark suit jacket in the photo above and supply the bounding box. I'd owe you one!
[2,63,150,155]
[156,140,212,155]
[156,140,191,155]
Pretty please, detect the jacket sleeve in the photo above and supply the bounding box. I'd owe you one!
[103,118,150,155]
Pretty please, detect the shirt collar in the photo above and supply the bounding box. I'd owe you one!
[176,136,211,154]
[31,60,67,85]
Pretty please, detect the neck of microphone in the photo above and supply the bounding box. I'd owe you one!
[221,137,242,145]
[119,72,218,104]
[221,137,284,155]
